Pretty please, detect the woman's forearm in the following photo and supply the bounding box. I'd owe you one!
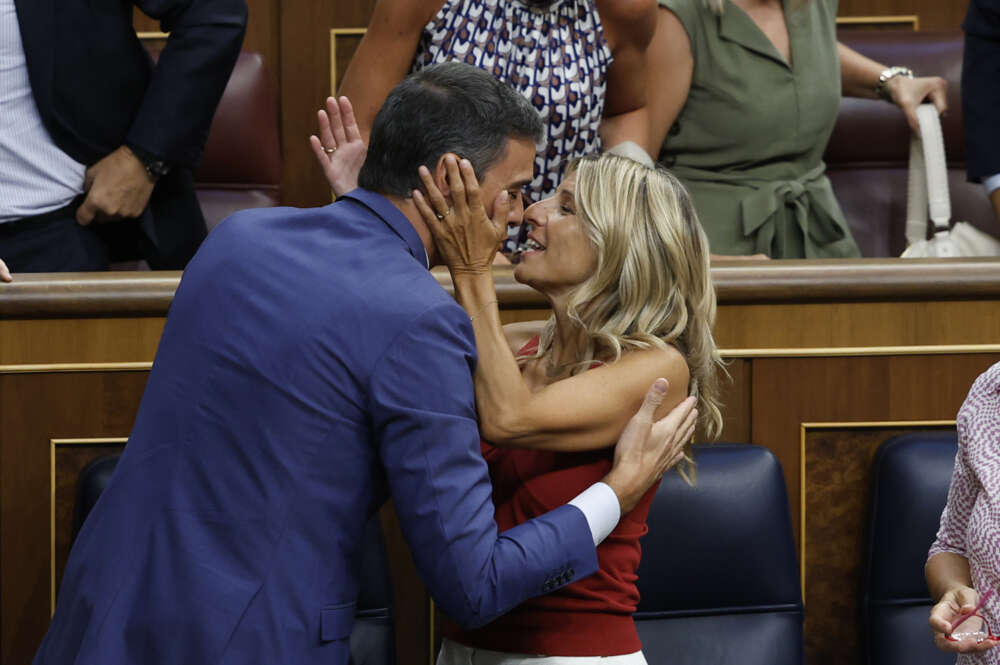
[838,42,884,99]
[451,271,538,443]
[926,551,975,602]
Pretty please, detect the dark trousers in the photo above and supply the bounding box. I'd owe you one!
[0,201,145,272]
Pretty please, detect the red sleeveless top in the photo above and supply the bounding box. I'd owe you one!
[442,338,659,656]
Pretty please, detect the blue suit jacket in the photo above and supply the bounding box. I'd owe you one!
[33,190,598,665]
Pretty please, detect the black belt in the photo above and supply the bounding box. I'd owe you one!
[0,195,85,233]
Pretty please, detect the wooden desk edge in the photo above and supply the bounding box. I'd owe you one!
[3,258,1000,318]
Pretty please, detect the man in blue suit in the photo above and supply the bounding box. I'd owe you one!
[33,63,694,665]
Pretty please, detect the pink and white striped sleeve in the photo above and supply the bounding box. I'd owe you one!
[928,439,977,560]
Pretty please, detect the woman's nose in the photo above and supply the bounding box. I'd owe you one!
[523,200,547,228]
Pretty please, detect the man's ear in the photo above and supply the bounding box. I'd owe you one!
[431,152,460,200]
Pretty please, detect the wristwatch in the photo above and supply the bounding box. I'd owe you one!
[127,143,171,180]
[875,66,914,102]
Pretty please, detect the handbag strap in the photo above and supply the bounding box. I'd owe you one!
[905,104,952,245]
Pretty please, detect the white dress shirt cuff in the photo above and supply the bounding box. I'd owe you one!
[569,482,621,546]
[984,173,1000,197]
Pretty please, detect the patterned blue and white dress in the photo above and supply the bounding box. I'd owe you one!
[412,0,614,201]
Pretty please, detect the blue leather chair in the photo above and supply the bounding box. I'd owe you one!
[73,454,395,665]
[863,431,958,665]
[634,443,804,665]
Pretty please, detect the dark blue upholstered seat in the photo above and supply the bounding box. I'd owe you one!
[863,431,958,665]
[634,443,804,665]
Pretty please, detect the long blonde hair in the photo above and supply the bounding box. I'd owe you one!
[530,153,725,468]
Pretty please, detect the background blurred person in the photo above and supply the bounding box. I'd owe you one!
[647,0,947,259]
[0,0,245,273]
[926,362,1000,662]
[324,0,657,204]
[962,0,1000,226]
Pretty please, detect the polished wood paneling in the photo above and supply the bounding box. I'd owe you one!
[715,300,1000,350]
[0,370,149,665]
[718,358,752,442]
[280,1,378,209]
[0,319,165,365]
[752,354,996,542]
[838,0,969,32]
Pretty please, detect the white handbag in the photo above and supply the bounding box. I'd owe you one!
[901,104,1000,258]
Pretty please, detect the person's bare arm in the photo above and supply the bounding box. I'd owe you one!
[926,552,997,654]
[464,294,691,451]
[646,6,693,158]
[0,258,11,283]
[337,0,441,140]
[597,0,658,157]
[838,42,947,134]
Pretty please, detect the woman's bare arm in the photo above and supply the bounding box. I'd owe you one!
[468,296,691,451]
[337,0,441,140]
[838,42,947,134]
[597,0,658,156]
[926,552,997,654]
[646,7,693,158]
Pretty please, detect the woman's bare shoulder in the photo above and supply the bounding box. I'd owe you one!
[611,343,691,396]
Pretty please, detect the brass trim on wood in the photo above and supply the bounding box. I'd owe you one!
[428,597,436,665]
[721,345,1000,359]
[798,419,956,600]
[836,15,919,30]
[1,362,153,374]
[330,28,367,96]
[50,437,129,614]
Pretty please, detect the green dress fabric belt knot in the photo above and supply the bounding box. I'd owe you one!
[739,163,847,258]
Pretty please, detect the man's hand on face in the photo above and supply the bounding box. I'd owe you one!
[76,146,156,226]
[603,379,697,514]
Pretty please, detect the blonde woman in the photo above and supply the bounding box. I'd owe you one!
[413,151,724,664]
[647,0,948,258]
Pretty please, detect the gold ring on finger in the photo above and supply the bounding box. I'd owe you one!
[324,146,337,154]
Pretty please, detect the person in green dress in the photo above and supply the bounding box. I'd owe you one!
[647,0,948,258]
